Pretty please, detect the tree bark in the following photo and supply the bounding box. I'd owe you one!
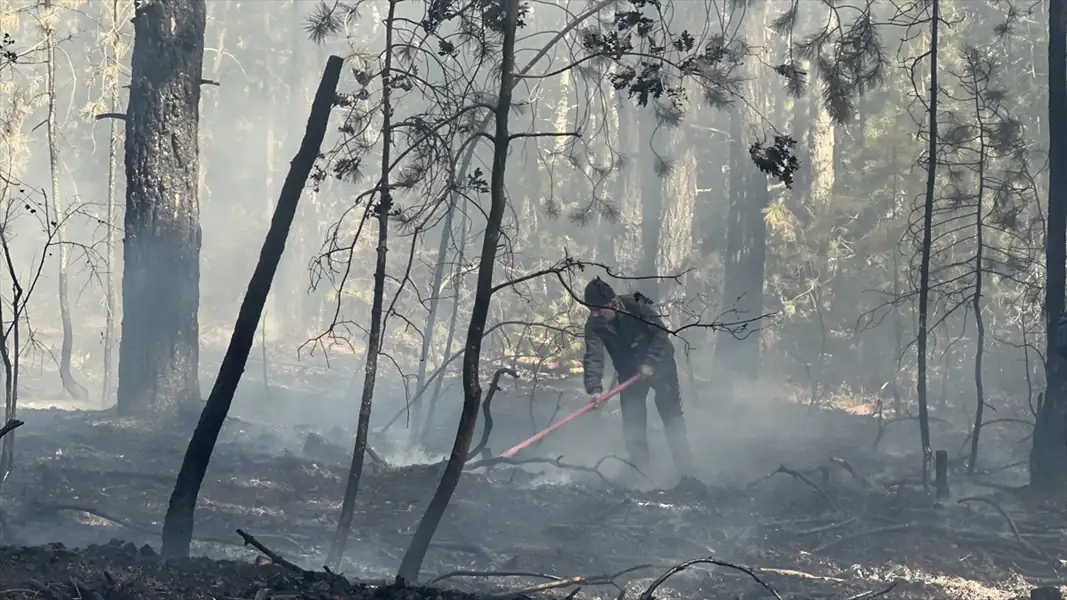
[396,0,517,581]
[1031,0,1067,495]
[326,0,399,566]
[160,55,343,559]
[102,0,123,407]
[117,0,207,415]
[42,0,85,402]
[915,0,940,488]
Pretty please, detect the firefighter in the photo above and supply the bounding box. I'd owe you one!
[581,277,696,479]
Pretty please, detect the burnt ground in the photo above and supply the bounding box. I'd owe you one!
[0,375,1056,600]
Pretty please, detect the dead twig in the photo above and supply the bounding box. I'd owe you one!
[0,419,22,440]
[591,454,650,482]
[814,524,912,554]
[235,528,310,576]
[843,581,899,600]
[467,367,518,460]
[957,496,1050,561]
[485,565,653,599]
[638,557,783,600]
[754,465,839,510]
[466,455,624,485]
[428,570,564,585]
[792,517,858,535]
[828,457,868,486]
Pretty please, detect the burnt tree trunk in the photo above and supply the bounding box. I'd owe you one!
[160,56,343,559]
[915,0,940,488]
[326,0,399,567]
[396,0,518,582]
[1031,0,1067,495]
[117,0,206,415]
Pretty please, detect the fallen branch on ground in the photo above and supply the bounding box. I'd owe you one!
[828,457,868,486]
[957,496,1050,561]
[748,465,838,510]
[26,502,306,553]
[465,454,645,485]
[0,419,23,440]
[484,565,653,599]
[428,570,564,585]
[638,557,783,600]
[813,523,912,554]
[844,582,899,600]
[236,528,311,576]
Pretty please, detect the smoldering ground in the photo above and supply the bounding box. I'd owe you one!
[0,368,1041,600]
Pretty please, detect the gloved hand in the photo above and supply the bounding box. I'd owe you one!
[589,391,606,408]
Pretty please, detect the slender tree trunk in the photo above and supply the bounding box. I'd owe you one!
[421,193,469,439]
[397,0,517,581]
[637,109,662,297]
[414,143,473,437]
[43,0,84,401]
[117,0,206,415]
[160,56,342,558]
[102,0,122,407]
[326,0,399,566]
[915,0,940,488]
[968,95,987,474]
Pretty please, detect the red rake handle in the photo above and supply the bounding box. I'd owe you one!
[500,375,642,458]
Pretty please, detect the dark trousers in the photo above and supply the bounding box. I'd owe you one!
[618,361,694,477]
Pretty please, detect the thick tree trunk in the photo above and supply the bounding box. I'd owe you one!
[396,0,517,582]
[160,56,342,559]
[1031,0,1067,495]
[117,0,206,415]
[714,108,751,374]
[637,108,662,297]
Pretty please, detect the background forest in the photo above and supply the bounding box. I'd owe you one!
[0,0,1051,479]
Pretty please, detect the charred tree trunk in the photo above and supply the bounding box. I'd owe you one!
[915,0,940,488]
[1032,0,1067,496]
[160,56,342,559]
[326,0,399,566]
[396,0,517,582]
[117,0,206,415]
[968,110,987,474]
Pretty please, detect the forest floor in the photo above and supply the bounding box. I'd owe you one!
[0,371,1055,600]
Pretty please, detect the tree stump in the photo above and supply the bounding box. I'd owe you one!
[935,449,950,500]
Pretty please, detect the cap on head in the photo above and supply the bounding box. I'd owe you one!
[584,277,616,307]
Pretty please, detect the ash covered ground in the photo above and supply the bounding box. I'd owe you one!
[0,372,1054,600]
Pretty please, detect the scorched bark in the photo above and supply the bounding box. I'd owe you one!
[117,0,206,415]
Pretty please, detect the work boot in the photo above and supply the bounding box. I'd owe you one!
[663,418,696,478]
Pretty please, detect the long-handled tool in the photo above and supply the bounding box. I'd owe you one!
[501,374,643,458]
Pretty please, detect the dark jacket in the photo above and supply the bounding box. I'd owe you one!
[583,293,674,394]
